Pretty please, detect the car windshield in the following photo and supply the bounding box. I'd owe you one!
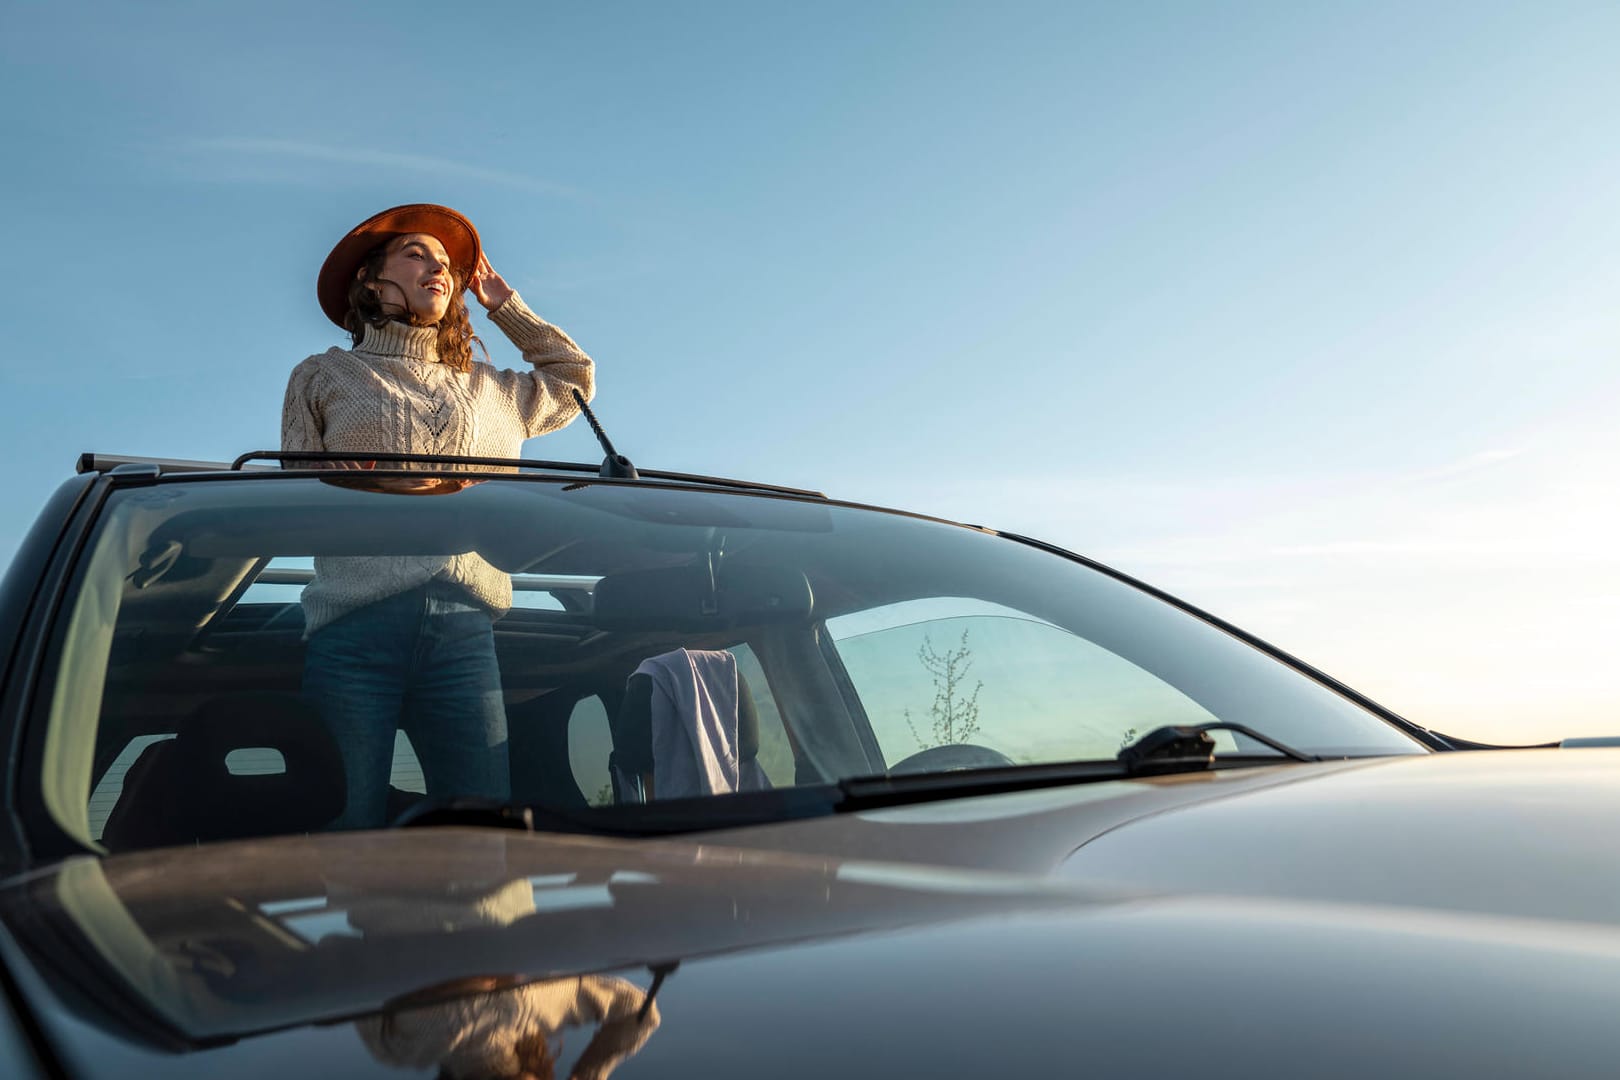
[38,474,1424,850]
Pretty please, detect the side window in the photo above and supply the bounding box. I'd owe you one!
[87,734,175,840]
[391,731,425,794]
[568,695,615,805]
[235,556,313,606]
[825,598,1218,767]
[730,643,794,786]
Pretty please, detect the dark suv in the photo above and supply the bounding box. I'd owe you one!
[0,452,1614,1080]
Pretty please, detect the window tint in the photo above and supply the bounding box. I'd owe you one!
[88,734,174,841]
[730,642,794,786]
[237,556,313,607]
[827,599,1217,766]
[391,731,425,794]
[568,695,614,805]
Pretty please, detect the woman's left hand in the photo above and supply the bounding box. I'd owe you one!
[469,254,515,311]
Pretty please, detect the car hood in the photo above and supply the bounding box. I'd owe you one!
[6,749,1620,1078]
[1057,746,1620,924]
[711,747,1620,926]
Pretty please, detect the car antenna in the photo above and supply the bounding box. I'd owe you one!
[572,389,639,479]
[640,961,679,1021]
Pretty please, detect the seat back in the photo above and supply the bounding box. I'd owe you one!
[102,692,346,849]
[506,690,590,811]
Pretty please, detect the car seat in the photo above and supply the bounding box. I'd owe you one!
[505,689,591,811]
[101,692,346,849]
[610,666,764,803]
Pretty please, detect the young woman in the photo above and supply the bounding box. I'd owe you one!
[282,204,594,829]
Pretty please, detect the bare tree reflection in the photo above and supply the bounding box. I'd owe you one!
[357,973,660,1080]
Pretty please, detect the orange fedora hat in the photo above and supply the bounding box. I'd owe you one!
[316,204,482,328]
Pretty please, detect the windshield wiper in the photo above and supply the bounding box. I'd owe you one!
[389,724,1320,836]
[837,723,1317,811]
[1117,722,1318,774]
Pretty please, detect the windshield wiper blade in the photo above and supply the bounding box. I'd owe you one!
[836,759,1134,809]
[837,727,1318,811]
[390,725,1319,835]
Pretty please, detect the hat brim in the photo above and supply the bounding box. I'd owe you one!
[316,204,482,329]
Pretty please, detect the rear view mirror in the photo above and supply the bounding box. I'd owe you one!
[592,563,813,631]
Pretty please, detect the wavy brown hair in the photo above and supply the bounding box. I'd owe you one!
[345,236,485,373]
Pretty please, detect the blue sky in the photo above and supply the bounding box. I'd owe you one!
[3,1,1619,742]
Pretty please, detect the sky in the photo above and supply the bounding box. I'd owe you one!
[2,0,1618,745]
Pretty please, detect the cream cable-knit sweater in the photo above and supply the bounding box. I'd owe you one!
[355,975,658,1080]
[281,293,594,636]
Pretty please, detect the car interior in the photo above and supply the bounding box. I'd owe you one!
[70,479,887,850]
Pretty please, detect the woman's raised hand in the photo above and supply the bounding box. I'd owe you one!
[469,254,515,311]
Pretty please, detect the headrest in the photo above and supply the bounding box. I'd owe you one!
[176,692,346,839]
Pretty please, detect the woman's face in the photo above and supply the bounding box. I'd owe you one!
[368,232,455,323]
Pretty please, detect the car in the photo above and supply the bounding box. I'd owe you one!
[0,448,1616,1079]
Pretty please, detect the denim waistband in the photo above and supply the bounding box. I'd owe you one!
[419,578,487,615]
[356,578,487,616]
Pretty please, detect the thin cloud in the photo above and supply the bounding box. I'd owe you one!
[1403,446,1528,484]
[1265,539,1577,559]
[172,137,585,200]
[1270,540,1462,556]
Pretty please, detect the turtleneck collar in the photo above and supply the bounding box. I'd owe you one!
[354,319,440,363]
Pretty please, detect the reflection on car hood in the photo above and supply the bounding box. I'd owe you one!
[0,831,1111,1042]
[5,749,1620,1078]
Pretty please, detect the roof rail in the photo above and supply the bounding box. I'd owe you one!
[238,450,599,475]
[238,451,826,499]
[77,453,271,475]
[79,450,827,499]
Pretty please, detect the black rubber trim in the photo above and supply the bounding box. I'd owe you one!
[0,475,102,872]
[11,476,122,864]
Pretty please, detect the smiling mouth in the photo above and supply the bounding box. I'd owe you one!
[423,282,447,296]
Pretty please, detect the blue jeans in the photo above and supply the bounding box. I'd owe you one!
[303,581,509,829]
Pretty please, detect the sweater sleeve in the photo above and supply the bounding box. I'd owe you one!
[484,293,596,438]
[561,976,660,1080]
[281,357,327,452]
